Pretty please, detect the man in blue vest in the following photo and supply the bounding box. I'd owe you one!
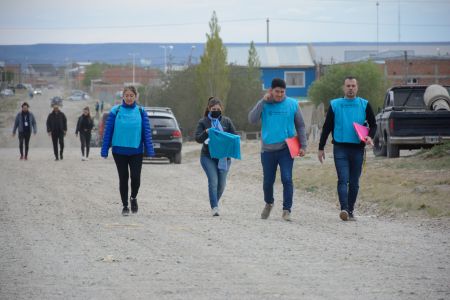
[318,76,376,221]
[249,78,307,221]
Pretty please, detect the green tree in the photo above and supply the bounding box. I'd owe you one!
[139,66,200,137]
[308,61,387,109]
[196,11,230,114]
[82,63,109,88]
[226,41,263,130]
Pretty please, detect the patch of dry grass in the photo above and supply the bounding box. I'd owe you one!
[294,145,450,218]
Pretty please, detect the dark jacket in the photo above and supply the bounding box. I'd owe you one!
[46,111,67,134]
[13,111,37,134]
[195,116,236,157]
[75,115,94,135]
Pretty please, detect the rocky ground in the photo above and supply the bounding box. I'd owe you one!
[0,87,449,299]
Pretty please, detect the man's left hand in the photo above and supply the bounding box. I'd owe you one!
[365,136,374,146]
[298,149,306,157]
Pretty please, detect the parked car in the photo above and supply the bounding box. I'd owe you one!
[373,85,450,158]
[68,90,89,101]
[68,94,84,101]
[16,83,26,89]
[33,89,42,95]
[145,107,183,164]
[50,96,63,107]
[97,107,183,163]
[0,89,14,97]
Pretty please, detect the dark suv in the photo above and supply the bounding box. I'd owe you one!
[145,107,182,164]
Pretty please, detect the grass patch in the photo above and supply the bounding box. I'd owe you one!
[294,149,450,218]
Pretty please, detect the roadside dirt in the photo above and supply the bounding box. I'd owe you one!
[0,88,449,299]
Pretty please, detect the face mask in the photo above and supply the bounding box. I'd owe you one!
[210,110,222,118]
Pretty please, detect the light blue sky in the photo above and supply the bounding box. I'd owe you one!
[1,0,449,45]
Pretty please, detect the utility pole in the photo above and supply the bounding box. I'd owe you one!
[376,1,380,54]
[398,0,401,42]
[128,52,138,85]
[160,45,173,73]
[266,18,270,45]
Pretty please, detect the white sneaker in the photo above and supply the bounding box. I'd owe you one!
[81,156,86,161]
[85,157,89,161]
[211,207,220,217]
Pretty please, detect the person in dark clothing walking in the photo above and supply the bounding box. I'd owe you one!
[76,106,94,161]
[318,76,376,221]
[101,86,155,216]
[195,97,237,217]
[46,104,67,161]
[12,102,37,160]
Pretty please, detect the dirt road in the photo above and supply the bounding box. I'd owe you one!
[0,88,449,299]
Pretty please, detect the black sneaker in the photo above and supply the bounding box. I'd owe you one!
[122,207,130,216]
[130,198,138,214]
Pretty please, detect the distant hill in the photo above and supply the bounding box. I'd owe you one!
[0,42,311,69]
[1,42,449,70]
[0,43,208,69]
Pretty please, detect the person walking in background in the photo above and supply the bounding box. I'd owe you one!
[195,97,237,217]
[101,86,155,216]
[75,106,94,161]
[100,100,104,113]
[248,78,307,221]
[318,76,376,221]
[12,102,37,160]
[95,101,100,119]
[46,104,67,161]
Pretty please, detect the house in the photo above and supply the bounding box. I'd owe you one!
[226,44,316,100]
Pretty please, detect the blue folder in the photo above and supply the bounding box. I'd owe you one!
[208,128,241,160]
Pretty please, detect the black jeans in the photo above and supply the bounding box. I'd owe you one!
[113,153,143,207]
[51,132,64,159]
[19,131,31,157]
[79,131,91,157]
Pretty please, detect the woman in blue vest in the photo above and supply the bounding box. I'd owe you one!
[318,76,376,221]
[195,97,236,217]
[248,78,308,222]
[101,86,155,216]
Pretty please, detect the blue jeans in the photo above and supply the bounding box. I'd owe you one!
[260,147,294,212]
[200,155,230,209]
[333,144,364,213]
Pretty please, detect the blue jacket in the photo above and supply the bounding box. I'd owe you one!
[101,101,155,157]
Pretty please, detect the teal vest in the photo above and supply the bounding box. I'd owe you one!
[111,105,142,148]
[261,97,298,144]
[330,97,368,144]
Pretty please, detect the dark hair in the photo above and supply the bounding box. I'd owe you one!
[344,76,358,84]
[203,97,223,117]
[83,106,91,118]
[21,102,29,108]
[271,78,286,89]
[123,85,137,96]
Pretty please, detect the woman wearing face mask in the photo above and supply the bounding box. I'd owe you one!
[101,86,155,216]
[75,106,94,161]
[195,97,237,216]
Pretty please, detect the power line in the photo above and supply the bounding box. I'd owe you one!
[1,15,449,31]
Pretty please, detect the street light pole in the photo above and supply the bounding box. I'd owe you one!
[128,52,138,85]
[160,46,173,73]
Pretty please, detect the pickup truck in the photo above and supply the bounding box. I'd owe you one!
[373,85,450,158]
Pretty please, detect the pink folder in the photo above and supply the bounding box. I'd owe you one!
[285,136,301,158]
[353,122,369,142]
